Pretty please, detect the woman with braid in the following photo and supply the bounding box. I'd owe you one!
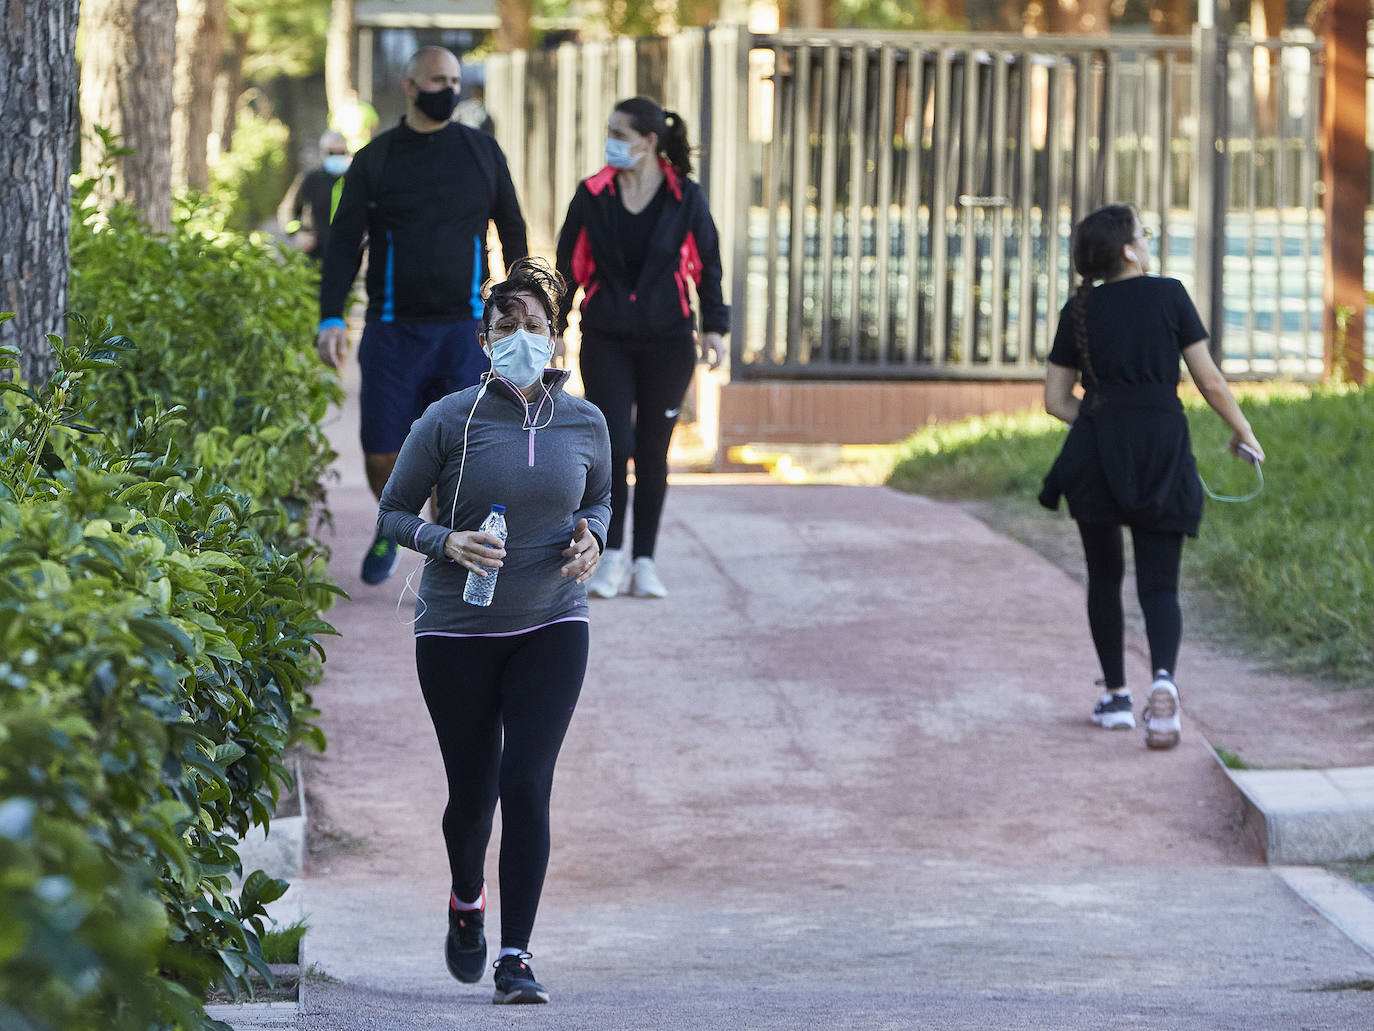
[1039,205,1264,748]
[555,96,728,599]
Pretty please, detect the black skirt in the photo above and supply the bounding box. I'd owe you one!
[1039,383,1203,536]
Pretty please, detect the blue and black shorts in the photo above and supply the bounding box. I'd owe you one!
[358,320,486,454]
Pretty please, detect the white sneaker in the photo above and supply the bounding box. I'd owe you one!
[631,557,668,598]
[1143,670,1182,750]
[586,548,628,599]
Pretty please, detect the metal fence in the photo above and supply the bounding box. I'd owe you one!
[487,27,1334,381]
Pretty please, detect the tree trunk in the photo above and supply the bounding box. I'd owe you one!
[79,0,177,233]
[0,0,80,384]
[325,0,354,114]
[212,27,248,159]
[495,0,532,50]
[171,0,226,190]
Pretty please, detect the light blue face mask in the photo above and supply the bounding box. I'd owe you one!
[605,137,638,170]
[488,329,552,388]
[322,155,350,176]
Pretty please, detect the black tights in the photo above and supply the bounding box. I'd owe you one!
[579,330,697,558]
[1076,521,1184,689]
[414,621,588,951]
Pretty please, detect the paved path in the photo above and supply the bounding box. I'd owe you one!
[291,370,1374,1029]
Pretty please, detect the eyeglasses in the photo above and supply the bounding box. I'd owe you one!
[489,316,551,336]
[326,151,349,157]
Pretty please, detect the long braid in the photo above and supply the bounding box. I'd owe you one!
[1072,278,1102,407]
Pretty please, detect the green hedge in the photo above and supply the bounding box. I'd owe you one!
[0,186,343,1029]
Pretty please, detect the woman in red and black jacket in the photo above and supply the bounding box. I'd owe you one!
[555,96,729,600]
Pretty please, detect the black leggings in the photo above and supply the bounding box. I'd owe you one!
[1075,521,1184,689]
[579,330,697,558]
[414,621,588,951]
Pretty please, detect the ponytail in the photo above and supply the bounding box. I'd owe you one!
[661,110,692,178]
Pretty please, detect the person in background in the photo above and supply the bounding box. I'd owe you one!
[555,96,728,600]
[455,61,495,136]
[1040,203,1265,750]
[279,130,351,262]
[317,45,528,585]
[375,258,610,1005]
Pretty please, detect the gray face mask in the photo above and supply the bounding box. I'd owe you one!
[488,329,552,388]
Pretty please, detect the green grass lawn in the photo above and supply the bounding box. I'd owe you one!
[886,385,1374,687]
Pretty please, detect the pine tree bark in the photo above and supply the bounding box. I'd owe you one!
[172,0,226,190]
[79,0,177,233]
[496,0,532,50]
[213,27,248,159]
[0,0,79,384]
[325,0,354,113]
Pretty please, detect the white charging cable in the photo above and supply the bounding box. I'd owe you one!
[1198,444,1264,504]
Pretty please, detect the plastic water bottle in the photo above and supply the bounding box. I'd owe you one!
[463,504,507,607]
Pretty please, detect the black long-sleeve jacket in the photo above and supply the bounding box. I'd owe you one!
[319,120,528,324]
[554,161,729,337]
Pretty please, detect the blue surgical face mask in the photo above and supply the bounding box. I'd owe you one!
[605,137,638,170]
[322,155,350,176]
[488,329,552,388]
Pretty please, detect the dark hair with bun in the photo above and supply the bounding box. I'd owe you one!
[613,96,693,178]
[481,256,566,333]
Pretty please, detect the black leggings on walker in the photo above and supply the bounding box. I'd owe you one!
[414,620,588,951]
[1076,521,1184,689]
[579,329,698,558]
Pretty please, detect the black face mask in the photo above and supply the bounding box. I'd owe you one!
[414,86,458,122]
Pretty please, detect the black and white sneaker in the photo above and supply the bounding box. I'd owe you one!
[445,904,486,984]
[1143,670,1182,750]
[1091,690,1135,729]
[492,953,549,1004]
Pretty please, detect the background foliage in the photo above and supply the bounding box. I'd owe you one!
[0,174,343,1029]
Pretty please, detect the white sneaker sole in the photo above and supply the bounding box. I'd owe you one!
[1092,712,1136,730]
[1145,684,1182,750]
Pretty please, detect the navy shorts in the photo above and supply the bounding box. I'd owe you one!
[358,320,486,454]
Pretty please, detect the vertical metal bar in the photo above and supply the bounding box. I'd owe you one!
[358,28,374,99]
[988,51,1009,367]
[1016,53,1035,367]
[1135,54,1148,211]
[847,45,867,363]
[818,44,841,365]
[1304,43,1320,369]
[1158,52,1175,275]
[1274,43,1289,373]
[728,26,752,367]
[1045,58,1066,335]
[957,47,978,368]
[1245,38,1259,373]
[1209,37,1230,363]
[1102,49,1118,202]
[1192,24,1218,356]
[903,46,925,365]
[1073,51,1094,224]
[874,46,897,365]
[763,44,786,368]
[930,48,953,365]
[556,44,579,227]
[787,45,810,366]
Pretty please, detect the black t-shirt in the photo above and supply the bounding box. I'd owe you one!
[1048,276,1207,385]
[614,181,667,286]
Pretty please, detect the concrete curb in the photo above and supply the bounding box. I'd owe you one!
[1208,747,1374,864]
[232,758,309,881]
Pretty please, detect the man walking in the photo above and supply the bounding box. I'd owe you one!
[317,46,528,584]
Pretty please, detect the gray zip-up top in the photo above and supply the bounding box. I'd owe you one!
[377,369,611,635]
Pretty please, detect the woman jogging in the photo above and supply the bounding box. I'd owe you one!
[555,96,729,599]
[1039,204,1265,749]
[376,258,611,1003]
